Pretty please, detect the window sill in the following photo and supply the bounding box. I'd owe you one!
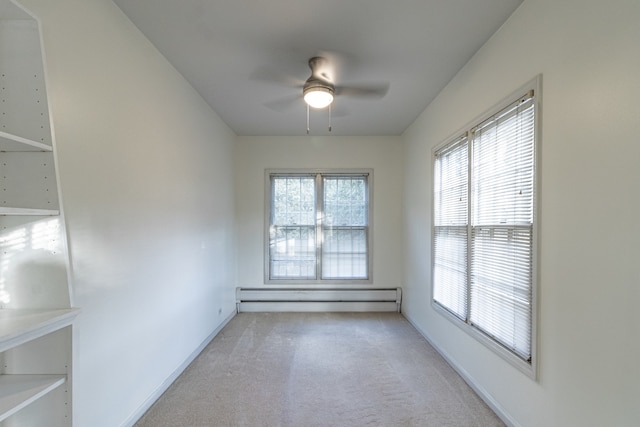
[432,301,537,380]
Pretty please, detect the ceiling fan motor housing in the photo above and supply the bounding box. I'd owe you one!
[303,79,334,96]
[303,57,335,109]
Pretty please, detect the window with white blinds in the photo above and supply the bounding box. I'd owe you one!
[267,171,371,283]
[433,84,538,367]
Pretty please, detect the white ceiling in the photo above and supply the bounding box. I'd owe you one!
[112,0,523,136]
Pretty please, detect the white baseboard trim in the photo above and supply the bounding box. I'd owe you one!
[402,312,520,427]
[122,310,236,427]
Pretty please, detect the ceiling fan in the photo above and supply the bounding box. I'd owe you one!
[302,56,336,109]
[255,55,389,133]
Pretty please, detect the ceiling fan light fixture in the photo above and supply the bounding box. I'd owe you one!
[303,86,334,109]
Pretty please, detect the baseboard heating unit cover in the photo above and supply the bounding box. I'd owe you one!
[236,287,402,313]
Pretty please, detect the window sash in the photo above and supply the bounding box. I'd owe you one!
[470,225,532,360]
[433,87,536,364]
[434,136,468,227]
[472,96,535,227]
[433,225,468,319]
[321,175,369,280]
[321,226,368,279]
[433,135,469,319]
[271,175,316,226]
[269,225,316,280]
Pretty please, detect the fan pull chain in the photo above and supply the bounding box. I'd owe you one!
[306,104,333,134]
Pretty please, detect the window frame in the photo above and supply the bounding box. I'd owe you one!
[265,168,373,285]
[431,76,541,379]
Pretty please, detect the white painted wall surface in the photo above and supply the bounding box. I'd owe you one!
[402,0,640,426]
[16,0,237,425]
[235,136,403,289]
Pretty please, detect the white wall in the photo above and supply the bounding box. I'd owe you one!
[235,136,403,289]
[402,0,640,426]
[16,0,237,425]
[12,0,640,425]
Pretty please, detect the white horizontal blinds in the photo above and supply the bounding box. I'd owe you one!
[471,227,532,359]
[472,94,535,226]
[433,136,469,319]
[321,175,368,279]
[470,92,535,360]
[270,175,317,279]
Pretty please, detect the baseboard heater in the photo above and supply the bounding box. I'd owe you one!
[236,287,402,313]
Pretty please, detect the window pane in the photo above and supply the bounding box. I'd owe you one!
[470,226,532,360]
[433,226,468,319]
[321,227,367,279]
[472,98,535,226]
[269,226,316,279]
[434,138,468,227]
[272,176,315,226]
[323,177,367,226]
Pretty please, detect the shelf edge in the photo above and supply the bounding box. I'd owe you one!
[0,207,60,216]
[0,375,66,422]
[0,309,80,353]
[0,131,53,152]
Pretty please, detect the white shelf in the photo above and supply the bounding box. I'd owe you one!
[0,309,80,353]
[0,131,52,152]
[0,374,66,422]
[0,207,59,216]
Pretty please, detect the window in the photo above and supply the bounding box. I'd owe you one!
[433,80,538,372]
[267,171,371,283]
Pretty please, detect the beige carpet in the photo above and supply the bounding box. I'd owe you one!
[135,312,505,427]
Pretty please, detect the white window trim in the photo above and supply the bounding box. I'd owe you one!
[431,76,541,379]
[264,168,374,285]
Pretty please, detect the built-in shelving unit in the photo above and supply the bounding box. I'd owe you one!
[0,0,76,425]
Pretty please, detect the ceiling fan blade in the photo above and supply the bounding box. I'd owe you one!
[263,94,303,113]
[249,65,305,88]
[335,83,390,98]
[330,104,349,118]
[315,50,351,82]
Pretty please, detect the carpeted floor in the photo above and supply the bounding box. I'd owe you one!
[135,312,505,427]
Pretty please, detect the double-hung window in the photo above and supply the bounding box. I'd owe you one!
[433,80,538,373]
[267,170,371,283]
